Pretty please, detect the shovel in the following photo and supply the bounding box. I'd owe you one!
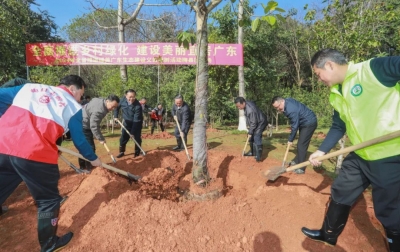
[103,143,117,163]
[264,130,400,182]
[281,142,292,167]
[57,145,141,182]
[242,135,251,157]
[115,119,146,156]
[173,115,191,161]
[59,154,90,174]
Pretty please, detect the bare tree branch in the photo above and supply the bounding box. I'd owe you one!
[207,0,222,12]
[137,14,171,22]
[124,0,145,26]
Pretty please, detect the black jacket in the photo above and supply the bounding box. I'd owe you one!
[113,97,143,123]
[283,98,317,142]
[171,102,191,133]
[244,101,267,135]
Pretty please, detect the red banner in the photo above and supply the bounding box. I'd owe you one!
[26,43,243,66]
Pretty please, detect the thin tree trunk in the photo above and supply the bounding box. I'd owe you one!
[192,9,210,183]
[237,0,247,131]
[118,0,128,82]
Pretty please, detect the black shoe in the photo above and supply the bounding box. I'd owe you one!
[386,229,400,252]
[134,152,141,158]
[116,146,126,158]
[244,142,254,156]
[173,138,183,151]
[302,227,335,246]
[302,199,351,246]
[41,232,74,252]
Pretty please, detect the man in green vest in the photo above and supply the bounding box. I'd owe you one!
[301,48,400,251]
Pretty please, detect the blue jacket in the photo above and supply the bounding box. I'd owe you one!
[283,98,317,142]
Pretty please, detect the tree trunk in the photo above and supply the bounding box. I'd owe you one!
[237,0,247,131]
[192,9,210,184]
[118,0,128,82]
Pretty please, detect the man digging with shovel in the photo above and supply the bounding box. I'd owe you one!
[0,75,102,252]
[79,94,120,169]
[171,94,191,152]
[235,97,268,162]
[301,49,400,251]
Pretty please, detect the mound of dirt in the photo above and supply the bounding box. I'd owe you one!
[1,149,387,251]
[142,132,174,139]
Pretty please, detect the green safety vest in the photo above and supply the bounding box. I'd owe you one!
[329,60,400,160]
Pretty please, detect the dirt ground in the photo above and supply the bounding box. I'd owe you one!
[0,128,388,252]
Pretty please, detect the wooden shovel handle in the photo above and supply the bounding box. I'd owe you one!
[103,143,111,153]
[286,130,400,172]
[282,143,291,166]
[173,116,190,160]
[242,135,251,156]
[57,145,141,181]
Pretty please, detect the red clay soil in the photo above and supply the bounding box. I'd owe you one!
[142,132,174,139]
[0,149,387,251]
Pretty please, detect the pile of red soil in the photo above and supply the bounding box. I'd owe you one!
[141,132,174,139]
[1,149,387,251]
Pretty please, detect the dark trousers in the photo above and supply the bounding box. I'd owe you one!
[151,119,164,132]
[120,120,142,155]
[293,122,317,169]
[0,154,61,212]
[250,122,268,146]
[332,152,400,231]
[174,125,189,140]
[78,128,95,169]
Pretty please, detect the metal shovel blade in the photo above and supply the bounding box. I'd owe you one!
[263,166,287,182]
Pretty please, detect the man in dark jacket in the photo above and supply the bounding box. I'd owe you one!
[271,96,318,174]
[78,95,120,170]
[235,97,268,162]
[171,95,191,151]
[113,89,143,158]
[150,103,165,134]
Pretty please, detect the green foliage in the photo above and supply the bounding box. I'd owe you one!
[0,0,61,83]
[305,0,400,61]
[177,30,196,49]
[250,0,284,31]
[29,66,70,85]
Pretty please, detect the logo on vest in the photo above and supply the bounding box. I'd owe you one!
[39,95,50,104]
[351,84,363,97]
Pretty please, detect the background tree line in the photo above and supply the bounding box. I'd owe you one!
[1,0,399,127]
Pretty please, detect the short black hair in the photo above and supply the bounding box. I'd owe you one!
[107,94,120,103]
[234,97,246,104]
[59,75,86,89]
[125,89,136,95]
[311,48,348,68]
[271,96,284,105]
[175,94,183,100]
[85,95,91,100]
[141,97,147,100]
